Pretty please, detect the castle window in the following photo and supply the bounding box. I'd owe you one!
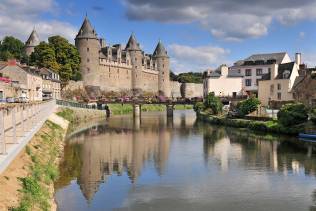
[87,48,89,52]
[135,58,137,61]
[87,68,90,73]
[163,64,165,68]
[87,58,90,62]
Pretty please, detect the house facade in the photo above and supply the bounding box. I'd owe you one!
[39,68,61,100]
[258,57,300,107]
[292,68,316,108]
[229,52,291,96]
[0,61,43,101]
[203,65,243,97]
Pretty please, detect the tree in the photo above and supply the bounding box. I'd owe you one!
[30,36,81,82]
[311,108,316,125]
[277,103,308,126]
[0,36,27,62]
[204,93,223,115]
[170,71,203,83]
[236,97,260,117]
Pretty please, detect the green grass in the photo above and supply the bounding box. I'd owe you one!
[10,120,64,211]
[56,108,75,122]
[174,104,193,110]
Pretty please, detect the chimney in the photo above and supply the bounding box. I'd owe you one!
[270,63,278,79]
[295,53,301,65]
[99,38,106,48]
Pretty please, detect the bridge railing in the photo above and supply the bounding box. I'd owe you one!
[56,99,99,110]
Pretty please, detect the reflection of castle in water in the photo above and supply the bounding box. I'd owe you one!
[67,112,197,202]
[203,127,316,175]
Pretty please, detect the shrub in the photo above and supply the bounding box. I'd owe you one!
[193,102,205,113]
[277,103,308,126]
[236,97,260,117]
[204,93,223,115]
[311,108,316,124]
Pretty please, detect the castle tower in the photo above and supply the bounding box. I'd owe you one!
[153,40,170,97]
[25,28,40,56]
[75,15,100,88]
[126,33,143,95]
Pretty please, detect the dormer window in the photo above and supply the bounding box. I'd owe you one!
[283,70,291,79]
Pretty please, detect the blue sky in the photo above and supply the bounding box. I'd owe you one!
[1,0,316,73]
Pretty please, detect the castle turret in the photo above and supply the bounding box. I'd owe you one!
[153,40,170,97]
[25,29,40,56]
[126,33,143,95]
[75,15,100,88]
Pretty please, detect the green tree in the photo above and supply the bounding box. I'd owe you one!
[204,93,223,115]
[236,97,260,117]
[277,103,308,126]
[30,36,81,82]
[31,42,60,72]
[0,36,27,62]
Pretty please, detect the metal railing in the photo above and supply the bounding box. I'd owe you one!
[0,100,56,155]
[56,99,99,110]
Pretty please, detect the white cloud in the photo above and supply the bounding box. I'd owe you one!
[0,0,77,43]
[123,0,316,41]
[168,44,230,73]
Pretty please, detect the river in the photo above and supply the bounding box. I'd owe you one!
[54,110,316,211]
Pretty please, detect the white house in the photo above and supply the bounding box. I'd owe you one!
[203,65,244,98]
[229,52,291,96]
[258,54,301,107]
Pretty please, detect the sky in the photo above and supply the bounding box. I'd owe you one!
[1,0,316,73]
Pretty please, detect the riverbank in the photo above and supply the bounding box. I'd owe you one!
[0,107,107,211]
[108,103,193,115]
[197,111,306,135]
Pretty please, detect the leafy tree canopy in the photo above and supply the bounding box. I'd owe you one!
[204,93,223,115]
[277,103,308,126]
[170,71,203,84]
[236,97,260,117]
[30,35,81,83]
[0,36,27,62]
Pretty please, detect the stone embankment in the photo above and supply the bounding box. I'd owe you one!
[0,107,106,211]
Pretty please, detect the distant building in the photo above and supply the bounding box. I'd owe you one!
[230,52,291,96]
[75,15,171,96]
[25,29,40,56]
[0,60,43,101]
[39,68,61,100]
[292,68,316,108]
[203,64,244,98]
[258,54,301,107]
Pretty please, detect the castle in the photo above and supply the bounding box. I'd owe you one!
[75,16,171,97]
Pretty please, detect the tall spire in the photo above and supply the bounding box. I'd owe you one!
[25,28,40,47]
[125,33,141,51]
[76,15,98,39]
[153,40,168,57]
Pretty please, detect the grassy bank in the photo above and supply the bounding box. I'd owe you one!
[197,112,304,135]
[10,120,65,211]
[108,103,193,115]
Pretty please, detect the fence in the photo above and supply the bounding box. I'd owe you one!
[56,99,98,110]
[0,100,56,173]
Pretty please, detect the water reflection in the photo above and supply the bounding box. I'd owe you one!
[55,111,316,211]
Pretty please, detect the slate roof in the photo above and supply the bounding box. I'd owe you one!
[25,29,40,47]
[75,16,98,39]
[292,76,305,89]
[125,33,141,51]
[227,72,243,77]
[244,52,287,64]
[153,41,168,57]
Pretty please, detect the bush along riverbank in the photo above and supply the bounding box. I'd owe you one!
[196,112,304,135]
[195,93,314,136]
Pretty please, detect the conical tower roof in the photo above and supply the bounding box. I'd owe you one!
[25,29,40,47]
[76,16,98,39]
[153,40,168,57]
[125,33,141,51]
